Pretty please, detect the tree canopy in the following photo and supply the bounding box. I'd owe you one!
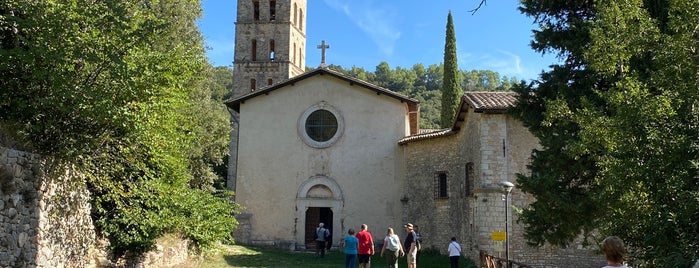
[324,63,516,129]
[0,0,238,255]
[511,0,699,266]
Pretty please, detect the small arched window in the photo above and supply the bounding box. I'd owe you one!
[267,79,273,85]
[253,0,260,20]
[293,3,297,25]
[250,79,256,91]
[251,39,257,61]
[299,9,304,30]
[269,1,276,21]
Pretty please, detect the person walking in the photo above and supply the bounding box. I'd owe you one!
[356,224,375,268]
[341,228,359,268]
[601,236,631,268]
[447,237,462,268]
[380,227,404,268]
[403,223,418,268]
[315,223,330,258]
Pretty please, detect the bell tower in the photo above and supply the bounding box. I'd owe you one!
[229,0,307,195]
[232,0,307,98]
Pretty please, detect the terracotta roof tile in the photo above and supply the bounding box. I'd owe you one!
[463,91,518,113]
[398,128,453,144]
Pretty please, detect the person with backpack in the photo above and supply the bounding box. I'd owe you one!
[414,225,422,263]
[380,227,404,268]
[403,223,418,268]
[447,237,462,268]
[315,222,330,258]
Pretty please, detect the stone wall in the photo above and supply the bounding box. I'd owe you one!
[401,133,469,252]
[0,147,97,267]
[233,0,306,98]
[0,146,190,267]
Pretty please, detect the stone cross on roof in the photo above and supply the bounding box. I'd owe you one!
[317,40,330,68]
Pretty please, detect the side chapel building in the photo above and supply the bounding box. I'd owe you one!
[225,1,601,267]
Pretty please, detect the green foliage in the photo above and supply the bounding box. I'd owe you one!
[0,0,239,256]
[512,0,699,266]
[319,62,513,129]
[441,11,463,128]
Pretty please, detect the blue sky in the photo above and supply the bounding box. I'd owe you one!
[198,0,560,81]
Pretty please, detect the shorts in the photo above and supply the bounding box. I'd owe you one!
[358,254,371,264]
[407,250,417,264]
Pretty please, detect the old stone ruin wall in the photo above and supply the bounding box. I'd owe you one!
[0,146,189,268]
[0,147,97,267]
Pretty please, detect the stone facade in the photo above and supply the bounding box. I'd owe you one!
[400,94,603,267]
[232,0,306,97]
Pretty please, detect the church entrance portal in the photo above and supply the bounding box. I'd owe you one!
[304,207,333,250]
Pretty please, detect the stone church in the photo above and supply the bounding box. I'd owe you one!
[225,1,601,266]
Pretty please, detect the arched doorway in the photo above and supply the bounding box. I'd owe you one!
[296,176,344,250]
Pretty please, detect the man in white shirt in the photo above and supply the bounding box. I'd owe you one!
[447,237,461,268]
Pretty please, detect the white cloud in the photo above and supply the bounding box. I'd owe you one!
[323,0,401,56]
[459,50,527,78]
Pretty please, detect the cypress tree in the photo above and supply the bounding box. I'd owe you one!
[440,11,462,128]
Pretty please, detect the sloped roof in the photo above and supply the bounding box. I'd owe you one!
[462,91,518,113]
[398,91,518,144]
[224,67,419,112]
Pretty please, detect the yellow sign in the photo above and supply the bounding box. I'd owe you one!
[492,231,507,241]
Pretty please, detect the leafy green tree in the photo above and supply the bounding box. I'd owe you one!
[0,0,239,256]
[208,66,235,100]
[511,0,699,266]
[186,65,232,191]
[374,61,393,89]
[440,11,462,128]
[425,64,444,92]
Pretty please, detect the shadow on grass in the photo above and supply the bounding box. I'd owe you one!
[221,246,478,268]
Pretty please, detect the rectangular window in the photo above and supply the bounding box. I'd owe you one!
[269,1,276,21]
[253,0,260,20]
[465,163,474,197]
[251,40,257,61]
[434,171,448,199]
[250,79,256,91]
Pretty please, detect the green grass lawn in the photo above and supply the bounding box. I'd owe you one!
[181,245,478,268]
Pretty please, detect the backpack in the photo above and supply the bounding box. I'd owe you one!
[413,232,421,251]
[315,227,327,241]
